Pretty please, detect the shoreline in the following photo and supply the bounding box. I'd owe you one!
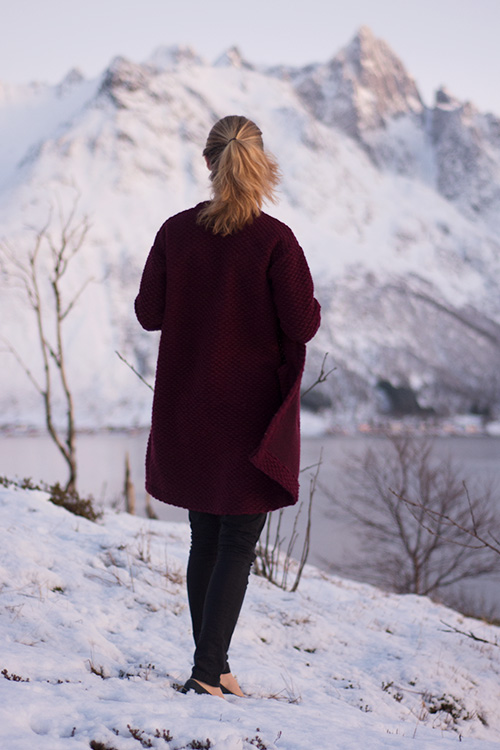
[2,411,500,439]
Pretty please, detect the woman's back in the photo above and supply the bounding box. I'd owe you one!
[135,115,320,515]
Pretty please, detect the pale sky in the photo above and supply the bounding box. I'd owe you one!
[2,0,499,115]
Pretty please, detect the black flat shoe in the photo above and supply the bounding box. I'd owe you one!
[180,678,210,695]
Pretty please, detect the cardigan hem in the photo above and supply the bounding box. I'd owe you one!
[145,481,296,516]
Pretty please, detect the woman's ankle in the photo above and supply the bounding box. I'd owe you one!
[220,672,245,697]
[192,678,225,698]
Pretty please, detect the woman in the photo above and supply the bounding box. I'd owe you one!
[135,115,320,698]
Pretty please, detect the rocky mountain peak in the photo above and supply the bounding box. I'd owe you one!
[147,45,203,72]
[294,26,423,137]
[341,24,380,67]
[56,68,85,97]
[98,56,151,107]
[335,26,424,126]
[434,86,462,110]
[213,46,254,70]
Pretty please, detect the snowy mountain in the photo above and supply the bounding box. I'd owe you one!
[1,28,500,429]
[1,484,500,748]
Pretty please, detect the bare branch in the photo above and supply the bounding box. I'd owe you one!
[301,352,336,397]
[291,447,322,592]
[1,337,42,394]
[61,276,95,320]
[393,493,488,550]
[439,620,499,648]
[254,449,322,593]
[115,350,154,392]
[299,459,322,474]
[464,482,478,534]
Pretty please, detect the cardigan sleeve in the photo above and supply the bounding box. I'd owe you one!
[268,232,321,344]
[134,226,167,331]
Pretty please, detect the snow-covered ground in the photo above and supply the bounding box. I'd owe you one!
[1,484,499,749]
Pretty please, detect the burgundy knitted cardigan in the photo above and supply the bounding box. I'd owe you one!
[135,204,320,515]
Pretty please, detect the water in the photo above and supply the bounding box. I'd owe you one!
[1,430,499,615]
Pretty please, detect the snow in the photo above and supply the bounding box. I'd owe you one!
[1,484,500,749]
[1,30,500,427]
[0,75,100,192]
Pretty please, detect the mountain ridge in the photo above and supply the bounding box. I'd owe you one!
[1,28,500,429]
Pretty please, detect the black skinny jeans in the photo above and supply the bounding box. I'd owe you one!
[187,510,267,687]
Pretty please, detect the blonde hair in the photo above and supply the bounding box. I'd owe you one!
[197,115,281,236]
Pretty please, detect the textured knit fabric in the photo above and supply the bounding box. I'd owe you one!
[135,203,320,515]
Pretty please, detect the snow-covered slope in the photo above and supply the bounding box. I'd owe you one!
[1,29,500,428]
[1,484,499,749]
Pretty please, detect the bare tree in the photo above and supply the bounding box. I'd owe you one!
[324,436,500,600]
[254,449,322,592]
[1,194,91,491]
[251,356,334,592]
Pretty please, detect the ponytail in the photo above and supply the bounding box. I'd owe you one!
[197,115,280,236]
